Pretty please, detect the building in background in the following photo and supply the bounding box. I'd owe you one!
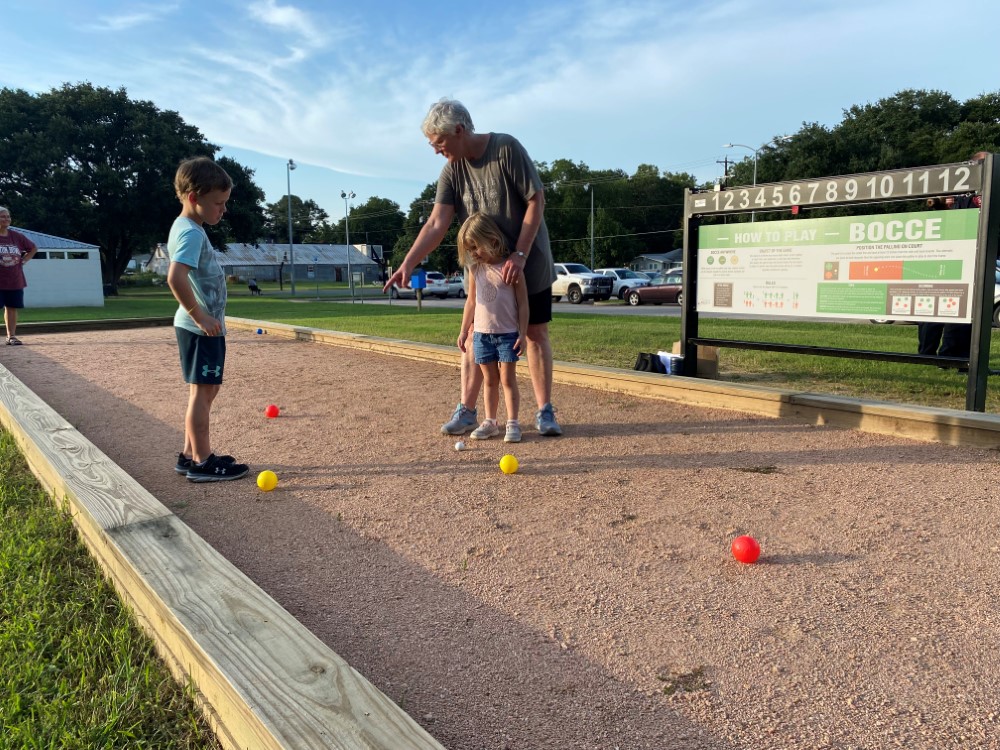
[630,249,683,276]
[148,242,381,284]
[15,226,103,307]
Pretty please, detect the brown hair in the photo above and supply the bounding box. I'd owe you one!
[457,212,508,268]
[174,157,232,201]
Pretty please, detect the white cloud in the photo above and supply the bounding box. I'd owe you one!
[86,3,179,32]
[247,0,326,50]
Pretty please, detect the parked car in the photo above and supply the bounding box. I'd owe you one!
[445,274,467,298]
[594,268,651,299]
[627,272,683,306]
[551,262,614,303]
[390,270,450,299]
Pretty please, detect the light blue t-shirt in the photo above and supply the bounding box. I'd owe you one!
[169,217,227,335]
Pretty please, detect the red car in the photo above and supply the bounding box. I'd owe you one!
[627,272,683,306]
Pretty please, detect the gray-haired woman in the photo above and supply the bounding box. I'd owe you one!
[0,206,38,345]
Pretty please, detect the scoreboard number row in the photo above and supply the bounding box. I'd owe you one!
[690,163,982,215]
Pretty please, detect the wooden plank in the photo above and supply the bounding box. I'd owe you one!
[18,317,174,334]
[226,316,1000,447]
[0,362,445,750]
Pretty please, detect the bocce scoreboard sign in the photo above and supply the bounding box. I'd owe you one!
[687,162,983,215]
[695,209,980,323]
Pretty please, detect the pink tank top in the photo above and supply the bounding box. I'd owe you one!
[473,262,519,334]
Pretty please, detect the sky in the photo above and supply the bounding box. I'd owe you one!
[4,0,1000,230]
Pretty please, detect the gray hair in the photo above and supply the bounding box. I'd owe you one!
[421,98,475,137]
[0,206,9,216]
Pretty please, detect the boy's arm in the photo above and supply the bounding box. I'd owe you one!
[458,273,476,352]
[167,261,222,336]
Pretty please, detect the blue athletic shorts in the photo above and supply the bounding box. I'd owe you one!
[176,327,226,384]
[0,289,25,308]
[474,331,519,365]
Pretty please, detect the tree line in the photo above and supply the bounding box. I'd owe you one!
[2,84,998,287]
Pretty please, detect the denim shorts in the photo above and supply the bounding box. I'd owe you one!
[473,331,519,364]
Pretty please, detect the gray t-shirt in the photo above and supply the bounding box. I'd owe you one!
[169,216,227,335]
[435,133,556,295]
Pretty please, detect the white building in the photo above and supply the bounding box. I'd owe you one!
[15,226,104,307]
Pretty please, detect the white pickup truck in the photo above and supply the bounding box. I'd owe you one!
[551,263,614,304]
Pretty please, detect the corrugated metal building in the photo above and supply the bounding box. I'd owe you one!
[149,242,381,283]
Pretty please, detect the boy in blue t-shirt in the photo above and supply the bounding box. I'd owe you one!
[166,156,248,482]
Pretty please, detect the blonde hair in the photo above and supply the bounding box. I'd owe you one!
[174,157,232,201]
[458,213,508,268]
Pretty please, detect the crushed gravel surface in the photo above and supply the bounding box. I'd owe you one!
[3,327,1000,750]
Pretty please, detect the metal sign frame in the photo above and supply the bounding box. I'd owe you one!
[679,155,1000,411]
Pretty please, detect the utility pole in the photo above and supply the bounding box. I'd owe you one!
[716,156,733,187]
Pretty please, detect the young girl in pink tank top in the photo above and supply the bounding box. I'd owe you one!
[456,213,529,443]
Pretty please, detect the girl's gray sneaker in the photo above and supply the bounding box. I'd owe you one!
[470,420,500,440]
[504,421,522,443]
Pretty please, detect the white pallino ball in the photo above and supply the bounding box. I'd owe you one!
[454,441,466,451]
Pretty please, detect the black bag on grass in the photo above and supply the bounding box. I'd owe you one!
[634,352,667,374]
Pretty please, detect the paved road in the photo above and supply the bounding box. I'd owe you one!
[346,294,685,317]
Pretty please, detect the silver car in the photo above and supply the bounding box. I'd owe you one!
[595,268,652,300]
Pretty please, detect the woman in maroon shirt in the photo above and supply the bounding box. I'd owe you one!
[0,206,38,345]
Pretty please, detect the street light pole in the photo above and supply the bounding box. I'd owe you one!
[583,183,595,268]
[341,190,356,300]
[286,159,297,294]
[722,136,792,221]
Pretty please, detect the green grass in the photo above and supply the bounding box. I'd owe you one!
[18,285,1000,411]
[0,429,221,750]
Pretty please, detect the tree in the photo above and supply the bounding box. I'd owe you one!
[213,156,266,248]
[0,83,265,287]
[390,184,461,274]
[336,197,404,277]
[263,195,328,244]
[539,160,693,267]
[731,89,1000,192]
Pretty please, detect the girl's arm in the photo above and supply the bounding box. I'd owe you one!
[458,272,477,352]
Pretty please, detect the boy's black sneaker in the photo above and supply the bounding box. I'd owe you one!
[175,453,237,475]
[175,453,193,474]
[186,453,249,483]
